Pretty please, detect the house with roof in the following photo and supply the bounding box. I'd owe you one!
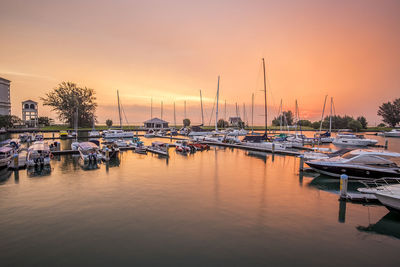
[22,100,38,127]
[144,118,169,129]
[229,117,243,127]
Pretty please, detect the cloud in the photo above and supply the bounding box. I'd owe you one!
[0,70,56,81]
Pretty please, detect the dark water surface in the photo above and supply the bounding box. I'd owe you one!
[1,133,400,266]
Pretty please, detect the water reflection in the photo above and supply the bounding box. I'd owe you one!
[0,168,12,184]
[357,212,400,239]
[27,165,52,177]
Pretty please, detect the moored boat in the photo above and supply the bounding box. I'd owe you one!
[77,142,103,164]
[26,141,51,167]
[332,133,378,146]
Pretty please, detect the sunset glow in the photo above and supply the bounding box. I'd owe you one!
[1,0,399,125]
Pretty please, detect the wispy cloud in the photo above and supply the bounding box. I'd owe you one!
[0,70,56,81]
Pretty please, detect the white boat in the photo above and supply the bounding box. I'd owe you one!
[34,134,44,141]
[332,133,378,146]
[88,130,101,137]
[306,150,400,180]
[27,141,51,167]
[71,142,80,151]
[0,146,15,168]
[286,134,314,147]
[179,127,190,136]
[225,128,248,136]
[144,129,156,138]
[380,129,400,138]
[19,133,33,142]
[77,142,103,164]
[114,139,129,147]
[155,129,167,137]
[147,141,169,156]
[103,129,134,139]
[358,178,400,212]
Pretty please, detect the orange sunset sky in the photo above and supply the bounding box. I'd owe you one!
[1,0,399,126]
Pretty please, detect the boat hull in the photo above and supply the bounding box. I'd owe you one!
[375,192,400,212]
[306,162,400,180]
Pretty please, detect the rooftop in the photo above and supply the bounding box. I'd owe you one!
[144,117,168,124]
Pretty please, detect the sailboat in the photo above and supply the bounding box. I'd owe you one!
[71,104,80,150]
[103,90,134,139]
[89,115,101,137]
[315,96,334,143]
[188,90,214,137]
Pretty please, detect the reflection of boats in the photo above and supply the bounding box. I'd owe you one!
[77,142,103,164]
[27,165,52,177]
[333,133,378,146]
[27,141,51,167]
[147,142,169,157]
[357,212,400,239]
[378,129,400,138]
[0,168,12,184]
[306,150,400,180]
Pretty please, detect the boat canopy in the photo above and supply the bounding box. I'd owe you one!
[30,141,50,151]
[78,142,99,150]
[242,134,268,143]
[0,146,13,153]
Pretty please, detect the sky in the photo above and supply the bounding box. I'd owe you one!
[0,0,399,126]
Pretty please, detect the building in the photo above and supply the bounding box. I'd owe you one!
[144,118,169,129]
[229,117,243,127]
[0,77,11,116]
[22,100,38,127]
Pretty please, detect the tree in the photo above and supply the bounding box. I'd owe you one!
[183,118,191,127]
[348,119,362,132]
[38,116,53,126]
[377,98,400,127]
[377,123,386,128]
[41,82,97,127]
[217,119,229,128]
[106,119,113,127]
[0,115,22,128]
[272,110,294,126]
[298,120,312,127]
[311,121,320,129]
[356,116,368,129]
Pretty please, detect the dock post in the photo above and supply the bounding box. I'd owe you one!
[385,140,388,150]
[13,153,19,169]
[272,143,275,154]
[105,148,110,161]
[299,155,304,172]
[340,174,348,199]
[52,132,55,138]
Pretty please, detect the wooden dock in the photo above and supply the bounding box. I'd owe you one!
[200,141,302,156]
[339,192,378,202]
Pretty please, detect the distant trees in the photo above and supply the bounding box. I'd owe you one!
[0,115,22,128]
[348,120,363,132]
[38,116,53,126]
[356,116,368,129]
[106,119,113,127]
[183,119,191,127]
[41,82,97,127]
[272,111,294,126]
[377,98,400,127]
[298,120,312,127]
[217,119,229,128]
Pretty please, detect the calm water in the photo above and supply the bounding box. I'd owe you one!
[0,133,400,266]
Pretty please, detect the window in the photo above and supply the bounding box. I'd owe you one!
[30,104,35,109]
[24,104,29,109]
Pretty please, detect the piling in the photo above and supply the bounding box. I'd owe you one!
[105,148,110,161]
[385,140,388,150]
[340,174,348,198]
[272,143,275,154]
[12,153,19,169]
[299,155,304,172]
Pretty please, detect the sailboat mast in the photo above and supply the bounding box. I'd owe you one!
[319,95,328,134]
[329,97,332,133]
[184,101,187,119]
[151,98,153,118]
[279,99,283,132]
[262,58,268,133]
[243,103,246,127]
[161,101,163,120]
[224,100,227,121]
[75,104,78,142]
[200,90,204,125]
[215,76,220,131]
[251,93,254,133]
[174,102,176,127]
[117,90,122,129]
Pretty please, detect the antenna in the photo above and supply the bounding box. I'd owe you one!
[262,58,268,133]
[200,90,204,125]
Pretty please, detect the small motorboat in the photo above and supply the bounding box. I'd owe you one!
[101,143,120,160]
[19,133,33,142]
[332,133,378,146]
[77,142,103,164]
[114,139,128,147]
[0,146,16,169]
[59,131,68,139]
[306,150,400,180]
[103,129,134,139]
[379,129,400,138]
[144,129,156,138]
[358,178,400,212]
[88,130,101,138]
[34,133,44,141]
[147,142,169,157]
[26,141,51,167]
[175,140,192,153]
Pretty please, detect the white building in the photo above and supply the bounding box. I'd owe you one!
[0,77,11,116]
[22,100,38,127]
